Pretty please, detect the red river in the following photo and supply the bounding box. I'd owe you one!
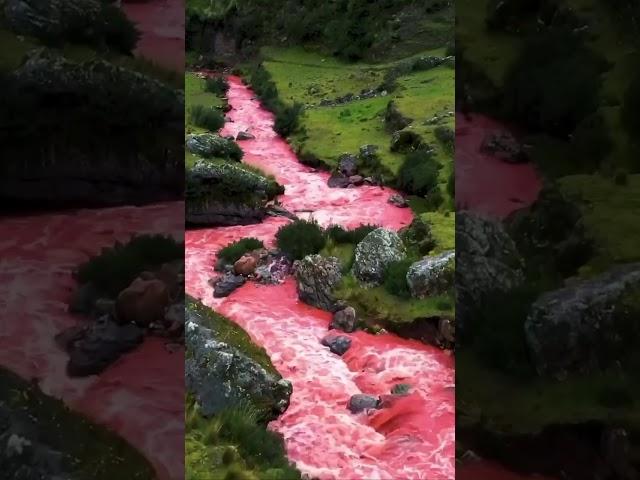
[185,76,455,479]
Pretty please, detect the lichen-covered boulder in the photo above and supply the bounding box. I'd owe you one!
[295,255,343,311]
[353,228,406,285]
[525,263,640,378]
[185,133,242,160]
[185,300,292,420]
[407,250,455,298]
[330,307,357,333]
[338,153,358,177]
[456,211,524,330]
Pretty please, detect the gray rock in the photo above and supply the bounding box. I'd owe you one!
[456,211,524,331]
[353,228,406,285]
[388,193,409,208]
[358,144,379,164]
[327,173,350,188]
[347,394,380,413]
[525,263,640,378]
[349,175,364,186]
[236,130,255,141]
[321,334,352,355]
[295,255,343,311]
[338,153,358,176]
[57,315,144,377]
[330,307,357,333]
[406,250,455,299]
[186,133,240,160]
[5,0,101,41]
[185,303,292,419]
[213,273,245,298]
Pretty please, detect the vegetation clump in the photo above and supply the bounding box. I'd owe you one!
[190,105,225,132]
[276,219,326,260]
[218,238,265,264]
[205,76,230,95]
[383,259,413,298]
[327,224,378,245]
[397,149,441,197]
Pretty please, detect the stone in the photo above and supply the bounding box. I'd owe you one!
[352,228,406,285]
[234,255,257,276]
[525,263,640,378]
[338,153,358,176]
[68,282,100,315]
[388,193,409,208]
[185,301,292,420]
[94,298,115,316]
[390,130,425,153]
[236,130,255,140]
[347,394,380,413]
[321,334,352,355]
[456,211,524,332]
[295,255,343,311]
[185,133,241,160]
[115,278,169,327]
[212,273,246,298]
[58,315,144,377]
[359,144,379,163]
[348,175,364,186]
[327,173,350,188]
[330,307,357,333]
[406,250,455,298]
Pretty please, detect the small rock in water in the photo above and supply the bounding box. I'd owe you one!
[348,394,380,413]
[327,173,350,188]
[234,255,257,276]
[388,193,409,208]
[321,334,352,355]
[116,278,169,327]
[236,130,255,141]
[349,175,364,186]
[330,307,357,333]
[213,273,246,298]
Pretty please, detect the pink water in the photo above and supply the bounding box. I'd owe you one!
[0,202,185,480]
[122,0,184,72]
[456,113,542,218]
[185,76,455,479]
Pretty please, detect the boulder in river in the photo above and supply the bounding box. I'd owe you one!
[456,211,524,332]
[388,193,409,208]
[327,173,351,188]
[115,278,169,327]
[234,255,258,276]
[348,394,380,413]
[236,130,255,140]
[185,299,292,420]
[212,273,246,298]
[57,315,144,377]
[525,263,640,378]
[353,228,406,285]
[321,334,352,355]
[338,153,359,177]
[406,250,455,298]
[330,307,357,333]
[295,255,343,311]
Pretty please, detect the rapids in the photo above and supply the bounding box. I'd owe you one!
[0,202,185,480]
[185,76,455,479]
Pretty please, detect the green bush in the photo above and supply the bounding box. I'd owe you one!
[276,220,326,260]
[274,102,303,137]
[98,4,141,55]
[434,126,454,152]
[190,105,225,131]
[400,217,436,254]
[446,169,455,198]
[218,238,264,264]
[205,76,229,96]
[327,224,378,244]
[383,260,413,298]
[76,234,183,296]
[397,149,440,196]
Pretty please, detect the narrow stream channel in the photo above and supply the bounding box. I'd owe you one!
[185,76,455,480]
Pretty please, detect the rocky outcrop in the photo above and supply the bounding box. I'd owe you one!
[353,228,406,285]
[330,306,357,333]
[187,201,266,226]
[525,263,640,378]
[407,250,455,298]
[186,133,242,160]
[185,300,292,420]
[295,255,343,311]
[338,153,358,177]
[456,211,524,331]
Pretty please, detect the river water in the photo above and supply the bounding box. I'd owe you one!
[185,76,455,480]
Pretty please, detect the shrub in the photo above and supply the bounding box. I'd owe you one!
[218,238,264,264]
[400,217,436,254]
[98,4,141,54]
[397,149,440,196]
[434,126,454,152]
[205,76,229,96]
[190,105,225,131]
[383,260,413,298]
[446,169,455,198]
[327,224,378,244]
[274,102,303,137]
[276,220,326,260]
[76,234,183,296]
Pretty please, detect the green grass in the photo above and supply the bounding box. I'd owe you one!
[0,367,154,479]
[186,72,224,133]
[559,174,640,271]
[334,273,454,327]
[320,240,356,272]
[420,211,455,252]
